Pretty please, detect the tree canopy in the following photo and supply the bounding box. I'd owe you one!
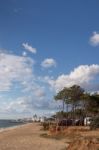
[54,85,99,119]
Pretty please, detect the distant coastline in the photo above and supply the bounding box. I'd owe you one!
[0,123,31,134]
[0,119,27,129]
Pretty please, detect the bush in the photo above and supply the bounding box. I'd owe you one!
[90,117,99,130]
[42,122,49,130]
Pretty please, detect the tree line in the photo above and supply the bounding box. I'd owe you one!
[54,85,99,120]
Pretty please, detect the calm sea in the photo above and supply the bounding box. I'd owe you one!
[0,120,25,128]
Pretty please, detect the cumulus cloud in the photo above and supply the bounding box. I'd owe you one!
[2,94,60,116]
[5,98,27,113]
[1,50,99,117]
[41,58,57,68]
[0,51,60,117]
[0,52,34,91]
[90,32,99,46]
[34,88,46,99]
[22,43,37,54]
[0,52,50,115]
[45,64,99,92]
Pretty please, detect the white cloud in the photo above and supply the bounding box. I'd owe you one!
[45,64,99,92]
[1,50,99,117]
[0,52,59,117]
[5,98,27,113]
[22,43,37,54]
[34,88,46,99]
[90,32,99,46]
[1,94,60,116]
[22,51,27,57]
[41,58,57,68]
[0,52,34,91]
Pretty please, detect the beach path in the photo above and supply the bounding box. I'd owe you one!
[0,123,66,150]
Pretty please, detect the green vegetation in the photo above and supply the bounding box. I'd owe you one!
[54,85,84,118]
[54,85,99,128]
[42,122,50,130]
[90,117,99,130]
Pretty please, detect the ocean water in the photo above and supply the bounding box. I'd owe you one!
[0,120,25,129]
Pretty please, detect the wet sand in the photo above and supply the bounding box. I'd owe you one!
[0,123,66,150]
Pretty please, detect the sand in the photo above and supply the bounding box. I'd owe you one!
[0,123,67,150]
[1,123,99,150]
[63,126,99,150]
[67,138,99,150]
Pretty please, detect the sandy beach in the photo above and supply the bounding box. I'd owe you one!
[0,123,67,150]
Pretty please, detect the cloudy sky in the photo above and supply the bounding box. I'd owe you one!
[0,0,99,119]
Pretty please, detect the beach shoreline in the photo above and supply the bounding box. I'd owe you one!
[0,122,31,133]
[0,122,67,150]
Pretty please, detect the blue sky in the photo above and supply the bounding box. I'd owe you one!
[0,0,99,119]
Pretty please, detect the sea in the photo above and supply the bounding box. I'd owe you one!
[0,119,26,129]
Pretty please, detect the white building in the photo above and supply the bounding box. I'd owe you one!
[84,117,92,126]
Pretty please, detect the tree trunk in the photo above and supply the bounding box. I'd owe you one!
[63,99,64,112]
[66,103,68,119]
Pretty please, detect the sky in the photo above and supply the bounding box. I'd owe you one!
[0,0,99,119]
